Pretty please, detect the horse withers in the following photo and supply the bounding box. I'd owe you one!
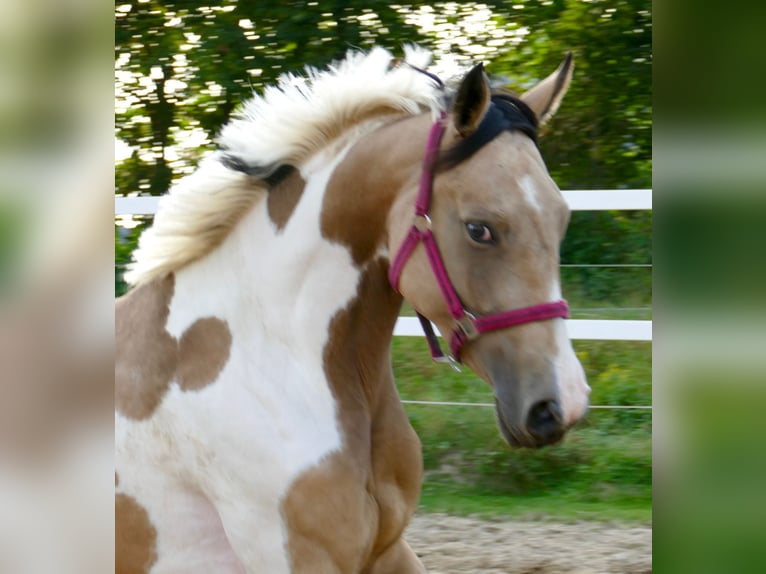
[116,47,589,574]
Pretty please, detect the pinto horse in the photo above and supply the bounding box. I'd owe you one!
[116,47,590,574]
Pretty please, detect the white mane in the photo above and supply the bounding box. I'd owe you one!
[125,46,446,286]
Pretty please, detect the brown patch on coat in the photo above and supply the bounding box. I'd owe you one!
[116,275,178,420]
[267,168,306,231]
[282,451,378,573]
[286,113,438,569]
[320,114,430,265]
[116,274,233,419]
[282,258,424,572]
[116,493,158,574]
[177,317,233,391]
[310,115,432,569]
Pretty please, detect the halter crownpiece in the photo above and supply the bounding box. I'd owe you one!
[388,110,570,364]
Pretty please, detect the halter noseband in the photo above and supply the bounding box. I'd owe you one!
[387,111,570,364]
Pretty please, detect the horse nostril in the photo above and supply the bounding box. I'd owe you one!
[526,400,563,441]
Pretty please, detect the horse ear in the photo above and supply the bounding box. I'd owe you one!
[520,52,574,126]
[451,63,491,136]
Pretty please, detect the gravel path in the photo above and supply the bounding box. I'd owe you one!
[405,513,652,574]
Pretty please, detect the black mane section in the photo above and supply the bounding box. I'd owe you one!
[262,164,296,187]
[436,93,538,172]
[492,92,538,137]
[218,151,293,188]
[219,152,263,177]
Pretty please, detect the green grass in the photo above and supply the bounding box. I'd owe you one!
[418,483,652,524]
[392,335,652,524]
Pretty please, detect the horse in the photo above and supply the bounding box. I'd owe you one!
[115,46,590,574]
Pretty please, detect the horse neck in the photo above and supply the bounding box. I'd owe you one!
[168,113,429,399]
[312,111,433,417]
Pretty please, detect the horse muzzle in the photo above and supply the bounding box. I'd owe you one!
[469,337,591,449]
[494,397,567,448]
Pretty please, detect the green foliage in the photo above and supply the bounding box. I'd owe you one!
[115,219,150,297]
[115,0,433,197]
[562,211,652,305]
[115,1,651,188]
[576,341,652,429]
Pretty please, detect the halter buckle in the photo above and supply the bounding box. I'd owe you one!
[455,312,478,340]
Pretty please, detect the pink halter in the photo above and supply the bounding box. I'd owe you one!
[388,112,570,364]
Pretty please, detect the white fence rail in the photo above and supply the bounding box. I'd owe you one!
[394,317,651,341]
[115,189,652,215]
[115,189,652,343]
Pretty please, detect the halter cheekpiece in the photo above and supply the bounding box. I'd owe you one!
[387,110,570,365]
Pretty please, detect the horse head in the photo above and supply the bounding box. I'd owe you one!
[388,55,590,448]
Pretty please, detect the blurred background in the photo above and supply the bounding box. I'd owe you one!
[653,1,766,571]
[1,0,113,572]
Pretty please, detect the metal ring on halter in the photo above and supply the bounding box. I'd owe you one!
[413,214,432,233]
[455,312,478,340]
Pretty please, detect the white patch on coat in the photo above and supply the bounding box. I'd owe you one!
[548,280,591,426]
[117,143,361,573]
[519,174,542,212]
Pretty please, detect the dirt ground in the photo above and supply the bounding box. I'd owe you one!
[405,513,652,574]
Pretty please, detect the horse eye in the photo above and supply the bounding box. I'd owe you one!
[465,222,495,244]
